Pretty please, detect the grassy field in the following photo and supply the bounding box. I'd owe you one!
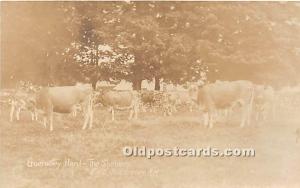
[0,108,300,188]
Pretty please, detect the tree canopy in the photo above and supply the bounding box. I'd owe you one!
[2,2,300,89]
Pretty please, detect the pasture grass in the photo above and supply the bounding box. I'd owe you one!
[0,108,300,188]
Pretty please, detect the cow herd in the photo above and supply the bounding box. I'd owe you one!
[1,80,300,131]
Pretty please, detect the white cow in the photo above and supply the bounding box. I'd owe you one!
[35,83,93,131]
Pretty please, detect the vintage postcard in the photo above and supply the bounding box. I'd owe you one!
[1,1,300,188]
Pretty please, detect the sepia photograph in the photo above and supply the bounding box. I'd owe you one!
[1,1,300,187]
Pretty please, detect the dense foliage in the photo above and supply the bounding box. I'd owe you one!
[1,2,300,89]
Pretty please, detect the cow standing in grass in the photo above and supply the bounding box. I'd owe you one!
[140,90,161,113]
[95,87,139,121]
[35,83,94,131]
[189,80,254,128]
[140,90,174,116]
[166,90,197,113]
[9,90,38,122]
[253,85,275,121]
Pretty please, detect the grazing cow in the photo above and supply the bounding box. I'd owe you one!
[35,83,93,131]
[253,85,275,121]
[189,80,254,128]
[95,88,139,121]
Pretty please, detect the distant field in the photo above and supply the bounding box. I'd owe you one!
[0,108,300,188]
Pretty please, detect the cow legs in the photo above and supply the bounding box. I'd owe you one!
[224,109,228,118]
[43,116,47,128]
[42,112,52,130]
[81,95,94,130]
[82,110,89,130]
[31,111,35,121]
[208,112,215,128]
[203,112,209,127]
[45,102,54,131]
[128,102,139,120]
[128,109,134,120]
[166,105,172,116]
[111,107,115,121]
[72,110,77,117]
[240,104,251,128]
[49,111,54,131]
[189,104,193,112]
[9,102,15,122]
[34,110,38,121]
[240,109,247,128]
[88,109,93,129]
[168,106,173,116]
[16,107,21,121]
[82,106,91,130]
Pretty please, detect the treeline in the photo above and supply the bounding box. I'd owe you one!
[1,2,300,89]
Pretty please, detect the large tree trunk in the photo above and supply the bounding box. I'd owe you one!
[133,79,142,90]
[154,77,160,91]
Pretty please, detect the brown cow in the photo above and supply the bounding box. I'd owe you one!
[189,80,254,128]
[95,88,139,121]
[35,83,93,131]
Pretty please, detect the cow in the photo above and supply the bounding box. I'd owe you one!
[140,90,171,115]
[35,83,94,131]
[275,86,300,116]
[140,90,160,113]
[189,80,254,128]
[166,90,197,113]
[253,85,275,121]
[140,90,186,116]
[0,90,14,116]
[95,88,139,121]
[9,90,37,122]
